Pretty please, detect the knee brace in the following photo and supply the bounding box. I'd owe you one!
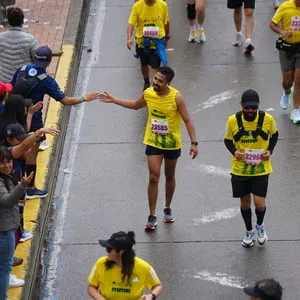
[187,4,196,20]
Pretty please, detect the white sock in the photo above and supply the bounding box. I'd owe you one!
[246,38,252,46]
[197,23,203,29]
[236,31,242,35]
[190,25,196,31]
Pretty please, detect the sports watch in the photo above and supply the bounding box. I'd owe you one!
[191,141,198,146]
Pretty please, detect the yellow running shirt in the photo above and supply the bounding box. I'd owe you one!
[143,86,182,150]
[224,111,278,176]
[128,0,169,48]
[272,0,300,44]
[88,256,160,300]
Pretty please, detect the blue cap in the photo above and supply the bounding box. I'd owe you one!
[34,46,52,68]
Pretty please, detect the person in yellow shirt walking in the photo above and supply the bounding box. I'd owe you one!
[224,90,279,247]
[98,66,198,231]
[88,231,163,300]
[127,0,170,91]
[270,0,300,123]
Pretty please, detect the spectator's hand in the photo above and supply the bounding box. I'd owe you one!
[140,294,153,300]
[98,92,115,103]
[234,149,245,161]
[28,101,43,115]
[39,127,61,137]
[83,92,99,102]
[127,39,133,50]
[190,145,198,159]
[281,30,293,38]
[21,172,34,188]
[262,150,271,161]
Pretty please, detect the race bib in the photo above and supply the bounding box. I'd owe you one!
[143,26,159,38]
[244,149,264,166]
[150,119,169,135]
[291,16,300,31]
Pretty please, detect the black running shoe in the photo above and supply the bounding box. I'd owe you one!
[244,44,255,55]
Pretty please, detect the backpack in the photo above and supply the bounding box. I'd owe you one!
[12,66,48,98]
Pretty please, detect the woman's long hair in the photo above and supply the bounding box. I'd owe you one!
[0,146,18,190]
[105,231,136,285]
[3,94,27,128]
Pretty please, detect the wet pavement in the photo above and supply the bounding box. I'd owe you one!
[40,0,300,299]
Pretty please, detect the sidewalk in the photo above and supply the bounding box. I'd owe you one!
[0,0,82,299]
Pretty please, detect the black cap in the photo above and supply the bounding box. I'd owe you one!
[243,279,283,300]
[241,89,260,108]
[34,46,52,68]
[5,124,30,141]
[99,231,136,251]
[4,94,32,112]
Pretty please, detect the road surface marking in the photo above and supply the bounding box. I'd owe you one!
[187,162,230,177]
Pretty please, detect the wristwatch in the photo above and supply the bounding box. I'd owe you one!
[151,293,157,300]
[191,141,198,146]
[79,96,85,103]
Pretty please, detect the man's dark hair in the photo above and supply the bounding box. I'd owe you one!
[7,7,24,27]
[257,278,283,300]
[158,66,175,83]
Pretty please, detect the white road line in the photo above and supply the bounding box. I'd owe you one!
[187,162,230,177]
[183,270,249,289]
[192,207,240,225]
[42,2,107,299]
[193,90,236,113]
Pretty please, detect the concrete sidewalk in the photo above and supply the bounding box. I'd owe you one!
[0,0,89,299]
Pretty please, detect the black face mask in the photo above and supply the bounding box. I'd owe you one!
[243,110,257,121]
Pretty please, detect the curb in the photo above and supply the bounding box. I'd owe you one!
[20,0,91,299]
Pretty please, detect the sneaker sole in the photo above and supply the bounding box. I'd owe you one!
[242,241,254,247]
[19,237,33,242]
[145,225,157,231]
[164,218,175,223]
[25,193,48,200]
[232,42,242,47]
[257,234,268,245]
[290,118,300,124]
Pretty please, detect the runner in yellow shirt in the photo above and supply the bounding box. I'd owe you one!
[98,66,198,231]
[127,0,170,91]
[88,231,163,300]
[224,90,279,248]
[270,0,300,123]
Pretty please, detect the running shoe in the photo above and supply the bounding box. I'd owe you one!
[9,275,24,288]
[25,188,48,200]
[13,257,23,266]
[163,208,175,223]
[232,33,242,47]
[256,224,268,245]
[39,140,49,151]
[290,109,300,124]
[242,230,255,247]
[145,215,157,231]
[188,30,197,42]
[280,93,290,110]
[20,229,33,242]
[244,42,255,54]
[196,28,206,43]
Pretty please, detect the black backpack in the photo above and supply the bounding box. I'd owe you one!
[12,65,48,98]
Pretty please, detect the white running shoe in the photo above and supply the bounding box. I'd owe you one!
[20,229,33,242]
[232,33,242,47]
[280,93,290,110]
[290,109,300,124]
[256,224,268,245]
[9,275,24,288]
[39,140,49,151]
[242,230,255,247]
[196,28,206,43]
[188,30,197,42]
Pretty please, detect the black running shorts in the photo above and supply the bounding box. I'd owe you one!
[227,0,255,9]
[136,47,161,69]
[145,145,181,160]
[231,174,269,198]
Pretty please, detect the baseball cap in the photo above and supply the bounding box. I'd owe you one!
[241,89,260,108]
[243,280,282,300]
[5,124,30,141]
[99,231,135,251]
[0,81,13,95]
[34,46,52,68]
[5,95,32,112]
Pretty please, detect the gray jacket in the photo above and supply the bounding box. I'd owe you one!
[0,177,26,231]
[0,27,39,82]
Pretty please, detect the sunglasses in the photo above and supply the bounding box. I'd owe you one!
[106,247,113,253]
[243,105,258,110]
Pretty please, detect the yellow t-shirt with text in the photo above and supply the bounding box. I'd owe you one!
[224,111,278,176]
[88,256,160,300]
[128,0,169,47]
[272,0,300,44]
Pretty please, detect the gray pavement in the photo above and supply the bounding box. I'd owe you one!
[39,0,300,299]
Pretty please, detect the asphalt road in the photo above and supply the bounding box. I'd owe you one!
[39,0,300,299]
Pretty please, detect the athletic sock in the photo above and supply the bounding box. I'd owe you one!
[190,25,196,31]
[255,207,266,226]
[236,31,242,35]
[197,23,203,29]
[246,38,252,46]
[241,208,252,231]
